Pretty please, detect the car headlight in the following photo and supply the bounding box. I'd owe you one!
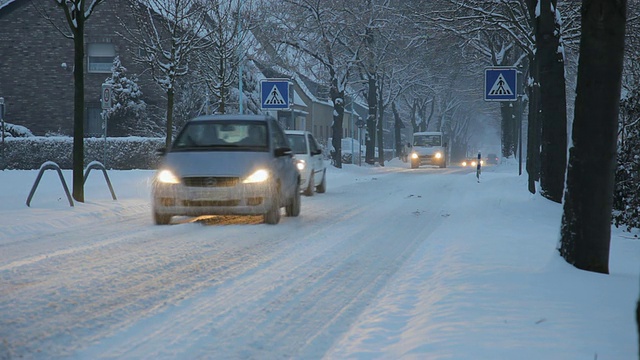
[411,152,419,159]
[462,161,467,166]
[157,169,180,184]
[243,169,270,183]
[471,161,477,167]
[434,152,442,159]
[295,159,306,171]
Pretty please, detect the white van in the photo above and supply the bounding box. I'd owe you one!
[409,131,447,168]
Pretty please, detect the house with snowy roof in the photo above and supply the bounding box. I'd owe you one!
[0,0,169,137]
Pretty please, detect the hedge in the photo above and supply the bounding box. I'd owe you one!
[0,137,165,170]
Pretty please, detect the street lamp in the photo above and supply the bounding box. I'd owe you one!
[237,0,244,114]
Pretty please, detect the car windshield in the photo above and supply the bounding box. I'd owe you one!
[172,120,268,151]
[287,134,307,154]
[413,135,441,147]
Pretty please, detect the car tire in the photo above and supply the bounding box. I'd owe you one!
[303,174,315,196]
[285,184,301,217]
[153,211,172,225]
[264,195,281,225]
[316,170,326,193]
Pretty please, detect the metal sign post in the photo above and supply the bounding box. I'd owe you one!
[484,68,522,175]
[356,119,365,166]
[101,84,113,167]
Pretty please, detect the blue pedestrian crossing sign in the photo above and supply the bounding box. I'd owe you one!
[261,79,290,109]
[484,68,518,102]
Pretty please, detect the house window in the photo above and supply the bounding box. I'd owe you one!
[85,105,103,137]
[87,43,115,73]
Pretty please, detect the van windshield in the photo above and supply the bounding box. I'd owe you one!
[287,134,307,154]
[413,135,441,147]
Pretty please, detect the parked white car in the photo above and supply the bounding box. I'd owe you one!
[285,130,327,196]
[152,115,301,225]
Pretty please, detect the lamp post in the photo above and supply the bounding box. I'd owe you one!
[237,0,244,114]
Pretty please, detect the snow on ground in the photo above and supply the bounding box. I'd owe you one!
[0,159,638,359]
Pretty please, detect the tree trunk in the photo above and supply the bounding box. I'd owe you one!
[331,94,345,168]
[166,86,175,149]
[410,99,418,133]
[526,53,541,194]
[559,0,627,274]
[377,81,384,166]
[637,293,640,355]
[365,76,377,165]
[219,56,226,114]
[72,12,85,203]
[500,102,518,158]
[392,102,403,158]
[538,0,568,203]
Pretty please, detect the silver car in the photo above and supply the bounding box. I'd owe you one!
[152,115,301,225]
[285,130,327,196]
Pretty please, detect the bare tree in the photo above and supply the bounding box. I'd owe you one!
[559,0,627,273]
[43,0,105,202]
[195,0,254,114]
[121,0,214,148]
[413,0,579,201]
[263,0,356,168]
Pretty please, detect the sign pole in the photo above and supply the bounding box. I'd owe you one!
[101,84,112,167]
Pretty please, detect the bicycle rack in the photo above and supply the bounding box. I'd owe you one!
[83,160,117,200]
[26,161,74,207]
[26,161,118,207]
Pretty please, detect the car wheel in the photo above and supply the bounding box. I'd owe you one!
[286,184,301,217]
[153,211,172,225]
[316,170,326,194]
[264,195,281,225]
[303,174,315,196]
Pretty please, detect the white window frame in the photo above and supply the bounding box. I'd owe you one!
[87,43,115,73]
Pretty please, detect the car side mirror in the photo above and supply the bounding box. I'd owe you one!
[155,147,167,156]
[275,147,293,157]
[443,142,448,148]
[311,149,322,156]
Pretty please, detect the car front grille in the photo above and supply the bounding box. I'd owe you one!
[182,199,241,207]
[183,177,240,187]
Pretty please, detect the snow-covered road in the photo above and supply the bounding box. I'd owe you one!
[2,162,638,360]
[1,165,467,359]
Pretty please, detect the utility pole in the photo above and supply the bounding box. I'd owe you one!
[237,0,244,114]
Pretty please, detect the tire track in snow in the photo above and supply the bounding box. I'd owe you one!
[71,170,459,359]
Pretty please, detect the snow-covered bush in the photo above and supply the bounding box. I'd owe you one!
[1,122,34,138]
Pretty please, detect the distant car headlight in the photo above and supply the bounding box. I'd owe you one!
[462,161,468,166]
[157,169,180,184]
[243,169,270,183]
[411,152,419,159]
[435,152,442,159]
[295,159,307,171]
[471,161,477,167]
